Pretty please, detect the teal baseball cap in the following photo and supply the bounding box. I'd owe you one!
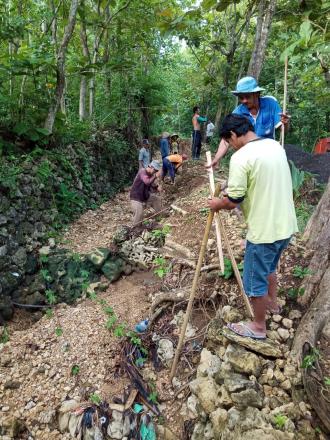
[232,76,265,95]
[149,160,161,171]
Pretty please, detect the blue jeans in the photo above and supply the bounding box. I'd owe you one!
[243,237,291,297]
[192,130,202,159]
[162,158,175,182]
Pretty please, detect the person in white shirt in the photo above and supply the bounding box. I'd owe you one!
[206,121,215,144]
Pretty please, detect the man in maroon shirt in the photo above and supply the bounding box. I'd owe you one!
[130,160,162,225]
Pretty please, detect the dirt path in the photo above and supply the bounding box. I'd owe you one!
[0,157,308,439]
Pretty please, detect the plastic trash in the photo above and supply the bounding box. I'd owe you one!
[135,319,149,333]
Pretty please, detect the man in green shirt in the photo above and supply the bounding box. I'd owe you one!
[208,114,298,339]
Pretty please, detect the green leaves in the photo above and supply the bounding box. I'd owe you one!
[299,20,313,46]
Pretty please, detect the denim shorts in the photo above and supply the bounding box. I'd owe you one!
[243,237,291,297]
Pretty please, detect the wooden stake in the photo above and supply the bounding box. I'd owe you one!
[169,183,222,381]
[281,56,288,148]
[206,151,225,274]
[215,214,254,318]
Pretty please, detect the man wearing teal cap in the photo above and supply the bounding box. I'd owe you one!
[209,76,290,168]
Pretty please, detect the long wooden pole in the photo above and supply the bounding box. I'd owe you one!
[215,215,254,318]
[206,151,225,274]
[170,183,222,381]
[281,56,288,148]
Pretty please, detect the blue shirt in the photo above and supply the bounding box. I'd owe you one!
[138,147,150,168]
[233,96,282,139]
[160,138,170,159]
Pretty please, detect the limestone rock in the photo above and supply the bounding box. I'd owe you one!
[221,326,282,358]
[282,319,293,329]
[220,305,244,323]
[189,377,221,414]
[101,256,125,282]
[87,248,110,268]
[197,348,221,378]
[231,388,263,409]
[157,338,174,366]
[321,320,330,340]
[277,328,290,341]
[210,408,227,437]
[288,310,302,320]
[224,344,262,376]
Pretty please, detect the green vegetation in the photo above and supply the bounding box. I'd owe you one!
[150,225,171,240]
[220,258,243,280]
[71,365,80,376]
[273,414,288,430]
[0,326,10,344]
[55,327,63,337]
[153,256,171,278]
[301,347,320,369]
[287,287,305,300]
[293,266,311,279]
[89,393,102,405]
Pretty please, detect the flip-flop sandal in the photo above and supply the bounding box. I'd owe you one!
[227,322,266,340]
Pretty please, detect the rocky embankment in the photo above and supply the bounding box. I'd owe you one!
[0,132,136,322]
[186,312,319,440]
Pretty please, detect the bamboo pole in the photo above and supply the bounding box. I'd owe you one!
[281,56,288,148]
[206,151,225,274]
[169,183,221,381]
[215,215,254,318]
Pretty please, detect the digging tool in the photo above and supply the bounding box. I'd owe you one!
[206,151,225,274]
[129,206,171,229]
[281,56,288,148]
[170,183,222,381]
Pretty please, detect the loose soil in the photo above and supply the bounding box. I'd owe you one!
[0,147,323,439]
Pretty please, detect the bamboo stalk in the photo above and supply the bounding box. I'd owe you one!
[281,56,288,148]
[169,183,222,381]
[206,151,225,274]
[216,215,254,318]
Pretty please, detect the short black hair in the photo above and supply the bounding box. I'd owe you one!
[219,114,254,140]
[193,106,200,113]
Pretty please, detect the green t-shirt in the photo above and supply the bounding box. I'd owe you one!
[227,138,298,244]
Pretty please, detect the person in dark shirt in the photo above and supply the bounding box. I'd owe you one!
[130,160,162,225]
[160,132,170,159]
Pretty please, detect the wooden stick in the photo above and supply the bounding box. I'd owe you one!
[215,215,254,318]
[206,151,225,274]
[129,206,171,229]
[170,183,222,381]
[281,56,288,148]
[170,204,188,216]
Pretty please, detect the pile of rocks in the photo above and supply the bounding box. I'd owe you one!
[182,316,317,440]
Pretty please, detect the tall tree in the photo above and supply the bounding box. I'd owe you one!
[247,0,276,80]
[44,0,81,133]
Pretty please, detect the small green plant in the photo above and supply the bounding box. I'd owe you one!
[199,207,210,216]
[153,256,170,278]
[287,287,305,300]
[0,326,10,344]
[273,413,288,429]
[293,266,311,278]
[36,159,52,183]
[55,327,63,337]
[150,225,171,240]
[324,377,330,386]
[45,308,53,318]
[40,254,49,264]
[105,315,117,330]
[114,323,126,337]
[301,347,320,369]
[148,382,159,404]
[45,289,57,305]
[41,269,52,282]
[71,364,80,376]
[220,258,243,279]
[289,160,306,199]
[89,393,101,405]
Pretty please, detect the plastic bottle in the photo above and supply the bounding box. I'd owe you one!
[135,319,149,333]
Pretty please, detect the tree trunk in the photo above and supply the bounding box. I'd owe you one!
[44,0,80,133]
[247,0,276,80]
[291,179,330,433]
[79,15,90,121]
